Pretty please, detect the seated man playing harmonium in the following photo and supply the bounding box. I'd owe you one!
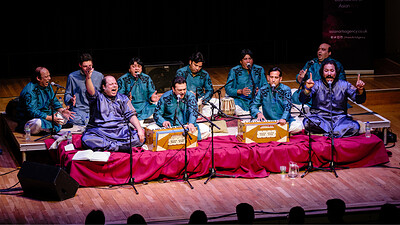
[299,59,366,138]
[81,71,145,152]
[249,67,302,134]
[153,76,202,139]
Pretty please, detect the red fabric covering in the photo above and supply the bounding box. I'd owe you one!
[44,134,389,187]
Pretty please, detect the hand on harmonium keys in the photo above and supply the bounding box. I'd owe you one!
[256,112,267,122]
[277,119,287,125]
[163,121,172,128]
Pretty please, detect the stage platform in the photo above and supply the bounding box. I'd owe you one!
[1,97,391,165]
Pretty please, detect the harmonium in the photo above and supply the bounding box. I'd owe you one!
[236,120,289,143]
[144,126,198,151]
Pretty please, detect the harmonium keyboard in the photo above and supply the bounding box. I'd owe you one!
[236,120,289,143]
[144,126,198,151]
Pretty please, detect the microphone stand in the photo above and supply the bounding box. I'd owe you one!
[175,116,194,189]
[212,79,234,118]
[319,81,346,178]
[198,100,236,184]
[126,118,139,194]
[109,114,139,194]
[272,87,328,178]
[173,95,181,126]
[35,85,60,141]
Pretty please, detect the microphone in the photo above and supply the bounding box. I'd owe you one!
[246,63,252,70]
[271,84,276,92]
[51,82,66,89]
[174,94,181,126]
[327,80,332,87]
[298,60,315,91]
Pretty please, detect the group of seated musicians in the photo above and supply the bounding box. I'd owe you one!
[15,43,366,152]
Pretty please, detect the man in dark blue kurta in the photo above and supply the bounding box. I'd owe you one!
[82,73,145,152]
[16,67,75,134]
[153,76,200,139]
[299,59,366,138]
[225,49,267,112]
[176,52,213,103]
[117,57,160,120]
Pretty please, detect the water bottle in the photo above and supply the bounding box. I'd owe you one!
[24,126,31,141]
[67,131,72,144]
[365,122,371,138]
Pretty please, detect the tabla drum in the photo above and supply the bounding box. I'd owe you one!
[221,97,235,115]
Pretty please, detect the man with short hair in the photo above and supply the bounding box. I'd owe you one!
[250,67,293,124]
[250,67,303,133]
[81,70,144,152]
[117,57,160,120]
[153,76,198,135]
[225,49,267,113]
[176,52,213,103]
[16,67,75,134]
[64,53,104,125]
[296,43,346,84]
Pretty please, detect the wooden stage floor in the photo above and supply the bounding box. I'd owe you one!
[0,59,400,224]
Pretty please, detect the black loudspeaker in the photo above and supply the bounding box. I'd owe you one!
[145,61,184,93]
[17,161,79,201]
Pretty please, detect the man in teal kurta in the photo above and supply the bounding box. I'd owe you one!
[225,49,267,112]
[250,67,293,124]
[117,57,160,120]
[293,43,346,105]
[176,52,213,103]
[153,76,201,139]
[16,67,75,134]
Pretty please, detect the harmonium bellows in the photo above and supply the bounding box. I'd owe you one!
[236,120,289,143]
[144,126,198,151]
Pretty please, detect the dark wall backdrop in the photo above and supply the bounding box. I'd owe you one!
[1,0,384,78]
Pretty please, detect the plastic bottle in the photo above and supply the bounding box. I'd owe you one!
[25,126,31,141]
[67,131,72,144]
[365,122,371,138]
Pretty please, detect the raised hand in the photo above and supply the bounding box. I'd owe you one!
[84,67,94,79]
[356,74,365,90]
[151,90,161,102]
[305,72,314,90]
[298,68,308,82]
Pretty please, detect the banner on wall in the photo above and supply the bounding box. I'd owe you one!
[322,0,373,74]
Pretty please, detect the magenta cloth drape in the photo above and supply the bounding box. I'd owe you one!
[44,134,389,187]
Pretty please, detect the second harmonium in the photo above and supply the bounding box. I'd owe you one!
[144,127,198,151]
[236,120,289,143]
